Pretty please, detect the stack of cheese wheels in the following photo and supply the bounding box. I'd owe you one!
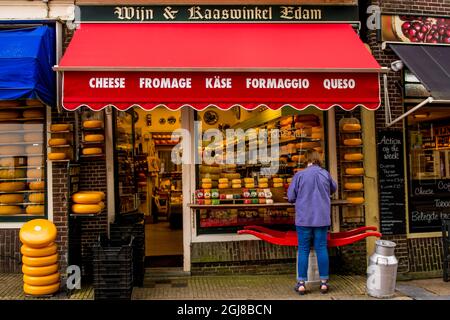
[201,178,212,189]
[218,178,229,189]
[19,219,60,296]
[272,177,284,188]
[231,179,242,189]
[243,177,254,188]
[71,191,105,215]
[258,177,269,188]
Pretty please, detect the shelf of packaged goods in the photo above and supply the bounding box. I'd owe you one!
[0,118,44,122]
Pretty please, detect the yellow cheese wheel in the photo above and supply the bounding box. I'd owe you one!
[0,205,23,215]
[48,152,66,160]
[243,178,254,183]
[287,178,293,183]
[258,178,268,183]
[202,183,212,189]
[312,126,322,133]
[200,166,221,174]
[22,253,58,267]
[311,132,323,140]
[20,219,56,248]
[0,123,22,131]
[27,156,43,166]
[344,153,364,161]
[296,142,321,149]
[23,272,60,287]
[23,109,44,118]
[273,183,284,188]
[259,183,269,188]
[29,181,45,190]
[218,183,229,189]
[343,138,362,146]
[0,134,23,143]
[221,173,241,180]
[291,155,305,162]
[21,243,57,257]
[280,117,293,126]
[84,134,104,142]
[72,204,102,214]
[344,182,364,190]
[0,194,24,204]
[342,124,361,132]
[0,145,25,155]
[218,178,229,184]
[99,201,105,210]
[29,193,45,203]
[0,169,26,179]
[83,120,103,129]
[0,110,20,119]
[347,197,365,205]
[72,192,102,204]
[26,205,45,215]
[27,169,44,179]
[346,168,364,175]
[77,191,105,200]
[272,178,283,183]
[0,182,26,192]
[23,282,60,296]
[82,148,102,155]
[231,179,241,184]
[50,124,70,132]
[24,133,43,142]
[25,145,43,154]
[231,184,242,189]
[48,138,67,146]
[202,178,212,184]
[244,184,255,188]
[22,263,58,277]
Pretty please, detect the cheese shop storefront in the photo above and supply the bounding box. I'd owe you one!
[55,20,383,273]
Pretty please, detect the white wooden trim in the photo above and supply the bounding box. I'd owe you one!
[105,108,115,233]
[0,223,23,229]
[327,108,339,233]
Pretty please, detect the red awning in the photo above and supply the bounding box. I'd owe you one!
[57,23,382,111]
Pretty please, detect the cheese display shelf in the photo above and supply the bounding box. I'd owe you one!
[0,118,44,122]
[79,110,105,159]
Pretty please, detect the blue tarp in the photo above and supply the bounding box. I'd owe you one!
[0,25,56,106]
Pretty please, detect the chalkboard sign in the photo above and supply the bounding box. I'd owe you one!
[377,130,407,235]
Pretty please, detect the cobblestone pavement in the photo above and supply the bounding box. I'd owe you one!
[0,273,413,300]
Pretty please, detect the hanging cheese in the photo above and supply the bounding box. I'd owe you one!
[342,124,361,132]
[0,169,26,179]
[82,148,102,155]
[0,134,23,143]
[25,205,45,215]
[346,197,365,204]
[21,243,57,257]
[83,120,103,129]
[273,183,284,188]
[0,206,23,215]
[72,192,102,204]
[19,219,56,248]
[0,110,20,119]
[48,153,66,160]
[27,156,44,166]
[22,253,58,267]
[344,153,363,161]
[72,204,102,214]
[0,194,24,204]
[343,138,362,146]
[346,168,364,175]
[0,146,25,155]
[84,134,104,142]
[25,145,43,154]
[48,138,67,146]
[24,133,43,142]
[23,282,60,296]
[23,273,60,287]
[0,182,26,192]
[29,181,45,190]
[50,124,70,132]
[27,169,43,179]
[0,123,22,131]
[29,193,45,203]
[22,263,58,277]
[344,182,364,190]
[23,109,44,118]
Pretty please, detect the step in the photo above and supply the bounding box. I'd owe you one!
[144,267,191,280]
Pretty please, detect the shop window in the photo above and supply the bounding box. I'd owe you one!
[194,106,326,234]
[0,101,47,222]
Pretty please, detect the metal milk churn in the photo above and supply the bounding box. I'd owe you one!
[367,240,398,298]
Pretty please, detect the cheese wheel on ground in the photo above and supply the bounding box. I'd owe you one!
[0,182,26,192]
[202,183,212,189]
[346,168,364,175]
[0,146,25,155]
[84,134,104,142]
[0,169,26,179]
[21,243,57,257]
[259,183,269,188]
[218,178,229,184]
[48,138,67,146]
[0,194,24,204]
[231,179,241,184]
[23,273,60,287]
[344,153,363,161]
[273,183,284,188]
[345,182,364,190]
[19,219,56,248]
[0,110,20,119]
[48,152,66,160]
[218,183,229,189]
[23,282,60,296]
[24,133,43,142]
[50,124,70,132]
[232,184,241,189]
[202,178,212,183]
[0,206,23,215]
[342,124,361,132]
[77,191,105,200]
[22,263,58,277]
[29,193,45,203]
[347,197,365,204]
[22,253,58,267]
[0,123,22,131]
[83,120,103,129]
[27,156,43,166]
[82,148,102,155]
[72,204,102,214]
[272,178,283,183]
[27,169,43,179]
[26,145,43,154]
[72,192,103,204]
[0,134,23,143]
[343,138,362,146]
[26,205,45,215]
[23,109,44,118]
[29,181,45,190]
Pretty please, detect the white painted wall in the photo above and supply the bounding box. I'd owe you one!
[0,1,74,21]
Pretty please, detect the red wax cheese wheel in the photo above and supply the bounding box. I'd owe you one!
[72,192,103,204]
[23,282,60,296]
[22,263,59,277]
[19,219,57,248]
[23,272,60,286]
[21,243,57,257]
[22,253,58,267]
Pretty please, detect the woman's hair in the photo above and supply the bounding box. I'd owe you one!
[305,150,322,166]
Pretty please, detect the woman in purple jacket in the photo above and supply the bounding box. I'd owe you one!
[287,150,337,295]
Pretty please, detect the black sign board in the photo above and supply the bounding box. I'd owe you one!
[377,130,407,235]
[79,5,359,23]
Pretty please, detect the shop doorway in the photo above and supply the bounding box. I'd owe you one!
[131,107,183,267]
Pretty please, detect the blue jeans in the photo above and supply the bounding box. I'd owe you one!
[296,226,329,281]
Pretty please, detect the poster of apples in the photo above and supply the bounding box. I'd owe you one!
[382,15,450,44]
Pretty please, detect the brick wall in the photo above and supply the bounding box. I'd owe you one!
[0,229,21,273]
[408,237,443,273]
